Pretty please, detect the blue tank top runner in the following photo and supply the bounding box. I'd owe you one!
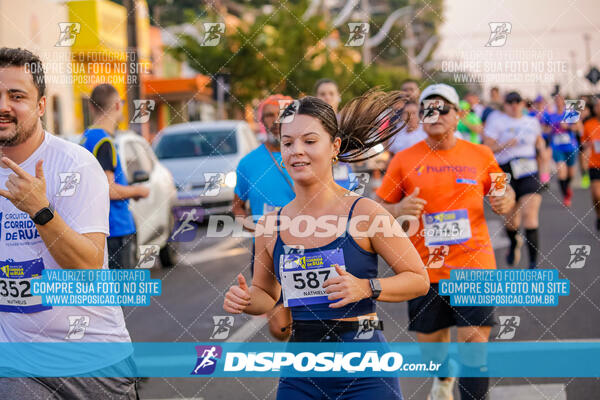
[273,197,378,320]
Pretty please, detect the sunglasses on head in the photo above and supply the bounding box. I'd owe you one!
[419,103,456,116]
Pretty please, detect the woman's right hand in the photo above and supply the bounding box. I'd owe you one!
[223,274,251,314]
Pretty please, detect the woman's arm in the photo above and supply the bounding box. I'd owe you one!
[367,202,430,302]
[323,200,429,308]
[223,214,281,315]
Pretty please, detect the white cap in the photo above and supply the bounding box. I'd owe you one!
[418,83,460,109]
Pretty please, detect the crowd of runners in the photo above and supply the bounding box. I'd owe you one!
[224,78,600,400]
[1,44,599,400]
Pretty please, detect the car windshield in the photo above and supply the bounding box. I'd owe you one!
[154,129,238,159]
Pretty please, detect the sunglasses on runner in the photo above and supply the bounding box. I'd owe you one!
[419,103,456,116]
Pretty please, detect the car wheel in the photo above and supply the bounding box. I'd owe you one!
[160,213,177,268]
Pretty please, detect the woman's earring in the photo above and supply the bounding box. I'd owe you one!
[280,160,286,169]
[332,156,339,164]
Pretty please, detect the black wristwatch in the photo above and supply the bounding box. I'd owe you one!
[31,204,55,226]
[369,278,382,299]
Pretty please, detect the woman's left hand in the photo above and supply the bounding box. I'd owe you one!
[323,265,372,308]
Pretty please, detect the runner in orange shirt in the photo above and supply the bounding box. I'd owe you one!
[582,99,600,232]
[376,84,515,400]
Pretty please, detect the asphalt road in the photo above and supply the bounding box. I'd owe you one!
[124,182,600,400]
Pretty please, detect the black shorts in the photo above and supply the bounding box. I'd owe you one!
[543,135,551,147]
[500,162,541,200]
[408,283,496,334]
[590,168,600,181]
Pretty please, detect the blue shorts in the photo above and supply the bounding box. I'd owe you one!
[276,326,402,399]
[552,148,578,166]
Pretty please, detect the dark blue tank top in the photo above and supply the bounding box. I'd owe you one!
[273,197,378,320]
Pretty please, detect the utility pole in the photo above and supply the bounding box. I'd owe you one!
[361,0,371,65]
[583,33,591,69]
[124,0,142,135]
[569,50,577,96]
[403,0,419,78]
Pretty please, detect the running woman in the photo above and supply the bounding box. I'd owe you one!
[541,94,579,206]
[582,99,600,231]
[0,47,137,399]
[483,91,544,269]
[224,90,429,399]
[233,94,295,340]
[377,84,515,400]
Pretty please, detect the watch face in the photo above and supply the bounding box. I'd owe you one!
[34,208,54,225]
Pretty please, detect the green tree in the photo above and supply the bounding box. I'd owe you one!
[168,1,418,112]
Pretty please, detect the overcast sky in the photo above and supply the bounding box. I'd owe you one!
[435,0,600,98]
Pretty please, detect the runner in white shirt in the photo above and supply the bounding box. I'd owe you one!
[0,47,136,399]
[483,91,544,269]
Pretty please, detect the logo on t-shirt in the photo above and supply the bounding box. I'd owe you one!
[65,315,90,340]
[56,172,81,197]
[1,211,40,245]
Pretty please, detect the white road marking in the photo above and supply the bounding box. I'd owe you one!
[488,219,511,250]
[146,398,203,400]
[182,246,248,266]
[490,383,566,400]
[226,315,268,342]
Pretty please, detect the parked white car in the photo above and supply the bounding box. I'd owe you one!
[152,120,258,220]
[114,131,178,267]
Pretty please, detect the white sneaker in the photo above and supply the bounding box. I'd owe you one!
[426,377,455,400]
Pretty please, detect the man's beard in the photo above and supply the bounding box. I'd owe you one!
[0,118,37,147]
[264,121,281,147]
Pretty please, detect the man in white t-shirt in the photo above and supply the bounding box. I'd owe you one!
[483,91,545,269]
[0,48,136,399]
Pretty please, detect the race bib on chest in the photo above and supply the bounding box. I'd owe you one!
[553,133,572,145]
[0,258,51,314]
[422,209,472,246]
[593,140,600,154]
[510,157,538,179]
[279,248,345,307]
[263,204,281,215]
